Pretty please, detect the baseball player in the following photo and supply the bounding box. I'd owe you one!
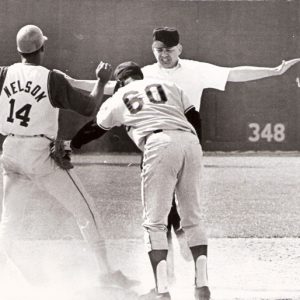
[0,24,138,289]
[95,61,208,300]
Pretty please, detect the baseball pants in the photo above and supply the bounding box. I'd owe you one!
[0,136,107,272]
[141,130,208,251]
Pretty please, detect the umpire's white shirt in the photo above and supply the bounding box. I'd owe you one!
[142,59,230,111]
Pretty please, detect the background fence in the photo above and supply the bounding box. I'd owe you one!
[0,0,299,152]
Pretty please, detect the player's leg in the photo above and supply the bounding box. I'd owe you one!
[141,192,174,299]
[25,135,138,288]
[166,206,175,285]
[166,194,193,285]
[167,197,181,233]
[142,153,178,285]
[139,135,183,299]
[36,166,139,288]
[0,167,34,283]
[166,193,181,284]
[175,133,210,300]
[168,195,192,261]
[0,136,57,285]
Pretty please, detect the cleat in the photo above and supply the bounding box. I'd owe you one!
[99,270,140,289]
[139,288,171,300]
[175,229,193,262]
[194,286,211,300]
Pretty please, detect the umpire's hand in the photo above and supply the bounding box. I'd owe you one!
[275,58,300,76]
[96,61,112,84]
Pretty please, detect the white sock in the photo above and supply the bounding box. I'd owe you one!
[156,260,168,293]
[195,255,208,287]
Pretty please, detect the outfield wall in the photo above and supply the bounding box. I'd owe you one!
[0,0,299,152]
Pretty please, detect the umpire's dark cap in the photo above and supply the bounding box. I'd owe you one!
[152,27,179,48]
[114,61,144,82]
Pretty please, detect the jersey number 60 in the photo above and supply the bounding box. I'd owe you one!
[123,84,167,114]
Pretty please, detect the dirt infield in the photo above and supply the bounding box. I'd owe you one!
[0,153,300,299]
[1,238,299,300]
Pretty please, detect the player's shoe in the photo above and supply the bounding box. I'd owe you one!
[99,270,140,289]
[139,289,171,300]
[194,286,211,300]
[175,229,193,262]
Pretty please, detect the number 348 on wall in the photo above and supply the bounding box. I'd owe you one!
[248,123,286,142]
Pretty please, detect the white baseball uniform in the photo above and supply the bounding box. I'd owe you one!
[0,63,107,273]
[97,78,207,250]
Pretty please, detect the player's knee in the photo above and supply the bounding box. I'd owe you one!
[183,224,208,247]
[143,226,168,252]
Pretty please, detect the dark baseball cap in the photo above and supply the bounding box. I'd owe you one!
[152,27,180,48]
[114,61,144,82]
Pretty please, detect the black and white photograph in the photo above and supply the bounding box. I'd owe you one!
[0,0,300,299]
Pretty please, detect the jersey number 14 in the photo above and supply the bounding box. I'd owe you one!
[6,99,32,127]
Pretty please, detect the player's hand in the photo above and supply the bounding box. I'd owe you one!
[96,61,112,84]
[274,58,300,75]
[50,140,74,169]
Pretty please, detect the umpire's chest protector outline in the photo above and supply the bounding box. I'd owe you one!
[0,63,59,138]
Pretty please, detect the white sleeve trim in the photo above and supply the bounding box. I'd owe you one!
[184,105,195,114]
[98,123,111,131]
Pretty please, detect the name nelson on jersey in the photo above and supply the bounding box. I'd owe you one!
[3,80,47,102]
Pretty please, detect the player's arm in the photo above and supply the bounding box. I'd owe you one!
[69,79,116,95]
[70,119,108,149]
[179,86,202,143]
[55,69,116,95]
[185,107,202,143]
[227,58,300,82]
[70,80,124,149]
[72,98,120,149]
[0,66,8,94]
[49,62,112,117]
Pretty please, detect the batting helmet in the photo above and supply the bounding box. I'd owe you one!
[114,61,144,82]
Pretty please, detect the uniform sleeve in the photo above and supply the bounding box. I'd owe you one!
[96,96,122,130]
[198,62,230,91]
[0,66,8,95]
[53,69,116,95]
[48,70,97,116]
[178,86,195,114]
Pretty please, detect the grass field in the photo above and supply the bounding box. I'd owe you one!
[1,153,300,300]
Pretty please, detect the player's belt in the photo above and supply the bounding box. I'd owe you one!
[8,133,52,140]
[145,129,163,143]
[153,129,163,134]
